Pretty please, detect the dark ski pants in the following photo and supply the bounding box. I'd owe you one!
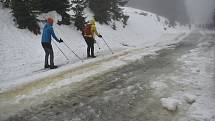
[84,37,95,56]
[42,43,54,66]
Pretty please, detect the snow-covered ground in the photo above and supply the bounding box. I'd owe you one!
[0,5,182,91]
[177,32,215,120]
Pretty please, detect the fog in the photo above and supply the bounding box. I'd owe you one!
[185,0,215,24]
[128,0,215,25]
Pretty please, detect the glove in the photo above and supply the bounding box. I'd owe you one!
[98,35,102,38]
[58,38,64,43]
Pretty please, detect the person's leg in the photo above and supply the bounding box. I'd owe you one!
[85,37,91,57]
[46,44,57,69]
[42,43,57,69]
[87,46,91,57]
[89,38,95,57]
[48,45,54,66]
[42,43,50,68]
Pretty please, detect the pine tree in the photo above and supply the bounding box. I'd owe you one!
[54,0,71,25]
[39,0,71,25]
[110,0,129,28]
[0,0,11,8]
[29,0,43,14]
[88,0,111,24]
[110,0,126,21]
[122,15,129,28]
[88,0,129,28]
[11,0,40,35]
[71,0,87,30]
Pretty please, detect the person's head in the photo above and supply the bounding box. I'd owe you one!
[47,17,54,25]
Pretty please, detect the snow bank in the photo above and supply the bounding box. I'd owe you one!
[184,93,196,104]
[160,97,179,111]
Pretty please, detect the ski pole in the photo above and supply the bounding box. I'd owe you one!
[101,37,114,54]
[62,42,84,62]
[53,41,70,61]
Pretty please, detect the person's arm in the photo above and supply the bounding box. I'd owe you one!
[50,26,60,42]
[92,25,101,37]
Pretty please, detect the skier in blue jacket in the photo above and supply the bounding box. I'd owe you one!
[41,17,63,69]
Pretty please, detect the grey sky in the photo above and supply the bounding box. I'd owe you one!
[185,0,215,24]
[128,0,215,24]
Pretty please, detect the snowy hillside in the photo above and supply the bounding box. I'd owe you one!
[0,5,182,91]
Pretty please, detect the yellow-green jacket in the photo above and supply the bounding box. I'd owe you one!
[84,20,100,38]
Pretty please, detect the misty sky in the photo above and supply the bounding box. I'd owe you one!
[185,0,215,24]
[128,0,215,24]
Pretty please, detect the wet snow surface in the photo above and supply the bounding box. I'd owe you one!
[2,31,215,121]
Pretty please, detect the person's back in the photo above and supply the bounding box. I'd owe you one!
[83,19,102,58]
[83,23,93,37]
[42,24,52,43]
[83,20,100,38]
[42,22,58,43]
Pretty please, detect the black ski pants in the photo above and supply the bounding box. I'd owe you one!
[84,37,95,56]
[42,43,54,66]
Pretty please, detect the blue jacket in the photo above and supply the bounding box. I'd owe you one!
[41,23,59,43]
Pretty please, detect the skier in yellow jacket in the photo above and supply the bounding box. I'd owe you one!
[83,19,102,58]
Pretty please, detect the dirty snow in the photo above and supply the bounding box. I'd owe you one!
[160,97,179,111]
[149,32,215,120]
[184,93,196,104]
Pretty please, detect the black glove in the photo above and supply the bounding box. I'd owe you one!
[98,35,102,38]
[58,38,64,43]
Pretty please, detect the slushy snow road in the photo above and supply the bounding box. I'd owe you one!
[1,31,215,121]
